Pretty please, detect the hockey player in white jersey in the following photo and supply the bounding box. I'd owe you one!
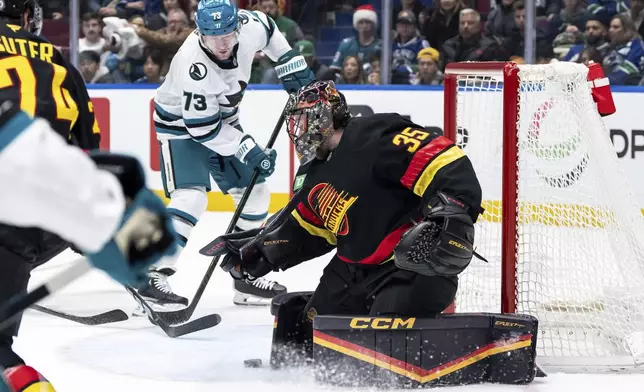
[0,100,177,392]
[147,0,315,307]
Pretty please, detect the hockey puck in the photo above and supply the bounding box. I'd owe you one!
[244,358,263,368]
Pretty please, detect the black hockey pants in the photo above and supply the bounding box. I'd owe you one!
[0,244,67,368]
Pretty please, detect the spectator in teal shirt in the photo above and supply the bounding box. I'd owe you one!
[330,5,382,72]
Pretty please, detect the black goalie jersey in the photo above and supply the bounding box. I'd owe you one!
[289,113,482,266]
[0,22,99,149]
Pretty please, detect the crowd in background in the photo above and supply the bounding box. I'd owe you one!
[42,0,644,85]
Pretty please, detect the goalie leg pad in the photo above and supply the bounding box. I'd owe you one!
[269,291,314,369]
[312,313,538,388]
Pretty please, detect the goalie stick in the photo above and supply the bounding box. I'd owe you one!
[125,98,292,326]
[30,304,128,326]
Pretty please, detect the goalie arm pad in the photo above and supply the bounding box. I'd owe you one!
[395,192,476,277]
[248,208,336,271]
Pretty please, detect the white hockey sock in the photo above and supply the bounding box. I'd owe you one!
[229,183,270,230]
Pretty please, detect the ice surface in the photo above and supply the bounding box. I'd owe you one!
[13,213,644,391]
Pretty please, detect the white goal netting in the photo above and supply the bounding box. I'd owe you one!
[449,62,644,370]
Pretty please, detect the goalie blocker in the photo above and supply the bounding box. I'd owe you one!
[270,292,539,388]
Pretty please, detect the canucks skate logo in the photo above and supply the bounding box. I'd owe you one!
[308,183,357,235]
[189,62,207,81]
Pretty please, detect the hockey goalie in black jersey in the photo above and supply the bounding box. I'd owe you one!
[209,81,540,387]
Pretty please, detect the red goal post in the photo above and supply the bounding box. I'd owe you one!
[444,62,520,315]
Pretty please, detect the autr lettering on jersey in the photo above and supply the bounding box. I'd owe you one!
[308,183,357,236]
[349,317,416,329]
[0,30,54,63]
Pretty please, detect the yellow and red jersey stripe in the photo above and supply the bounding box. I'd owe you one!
[291,202,337,246]
[400,136,466,197]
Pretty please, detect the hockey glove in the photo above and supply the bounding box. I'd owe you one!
[84,153,177,287]
[211,228,273,280]
[394,192,475,277]
[275,50,316,93]
[235,135,277,180]
[212,212,327,280]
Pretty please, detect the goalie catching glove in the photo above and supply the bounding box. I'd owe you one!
[394,192,477,277]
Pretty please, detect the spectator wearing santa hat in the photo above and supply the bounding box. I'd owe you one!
[330,5,382,75]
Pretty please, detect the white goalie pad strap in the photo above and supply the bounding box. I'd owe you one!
[274,55,307,79]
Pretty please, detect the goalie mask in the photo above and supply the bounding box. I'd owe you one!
[285,81,350,165]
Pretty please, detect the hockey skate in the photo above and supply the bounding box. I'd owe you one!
[233,278,286,306]
[133,268,188,316]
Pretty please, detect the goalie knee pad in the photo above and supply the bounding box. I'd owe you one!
[269,291,314,369]
[312,313,538,388]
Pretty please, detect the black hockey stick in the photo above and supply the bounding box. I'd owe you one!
[124,286,221,338]
[30,304,129,326]
[0,257,91,333]
[134,98,292,326]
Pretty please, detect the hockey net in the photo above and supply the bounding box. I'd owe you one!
[444,62,644,371]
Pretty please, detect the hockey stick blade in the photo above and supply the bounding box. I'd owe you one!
[165,313,222,338]
[126,286,221,337]
[30,304,128,326]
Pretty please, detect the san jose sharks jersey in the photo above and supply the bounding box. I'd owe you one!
[153,9,304,155]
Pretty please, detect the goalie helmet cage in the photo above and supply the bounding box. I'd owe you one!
[443,61,644,372]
